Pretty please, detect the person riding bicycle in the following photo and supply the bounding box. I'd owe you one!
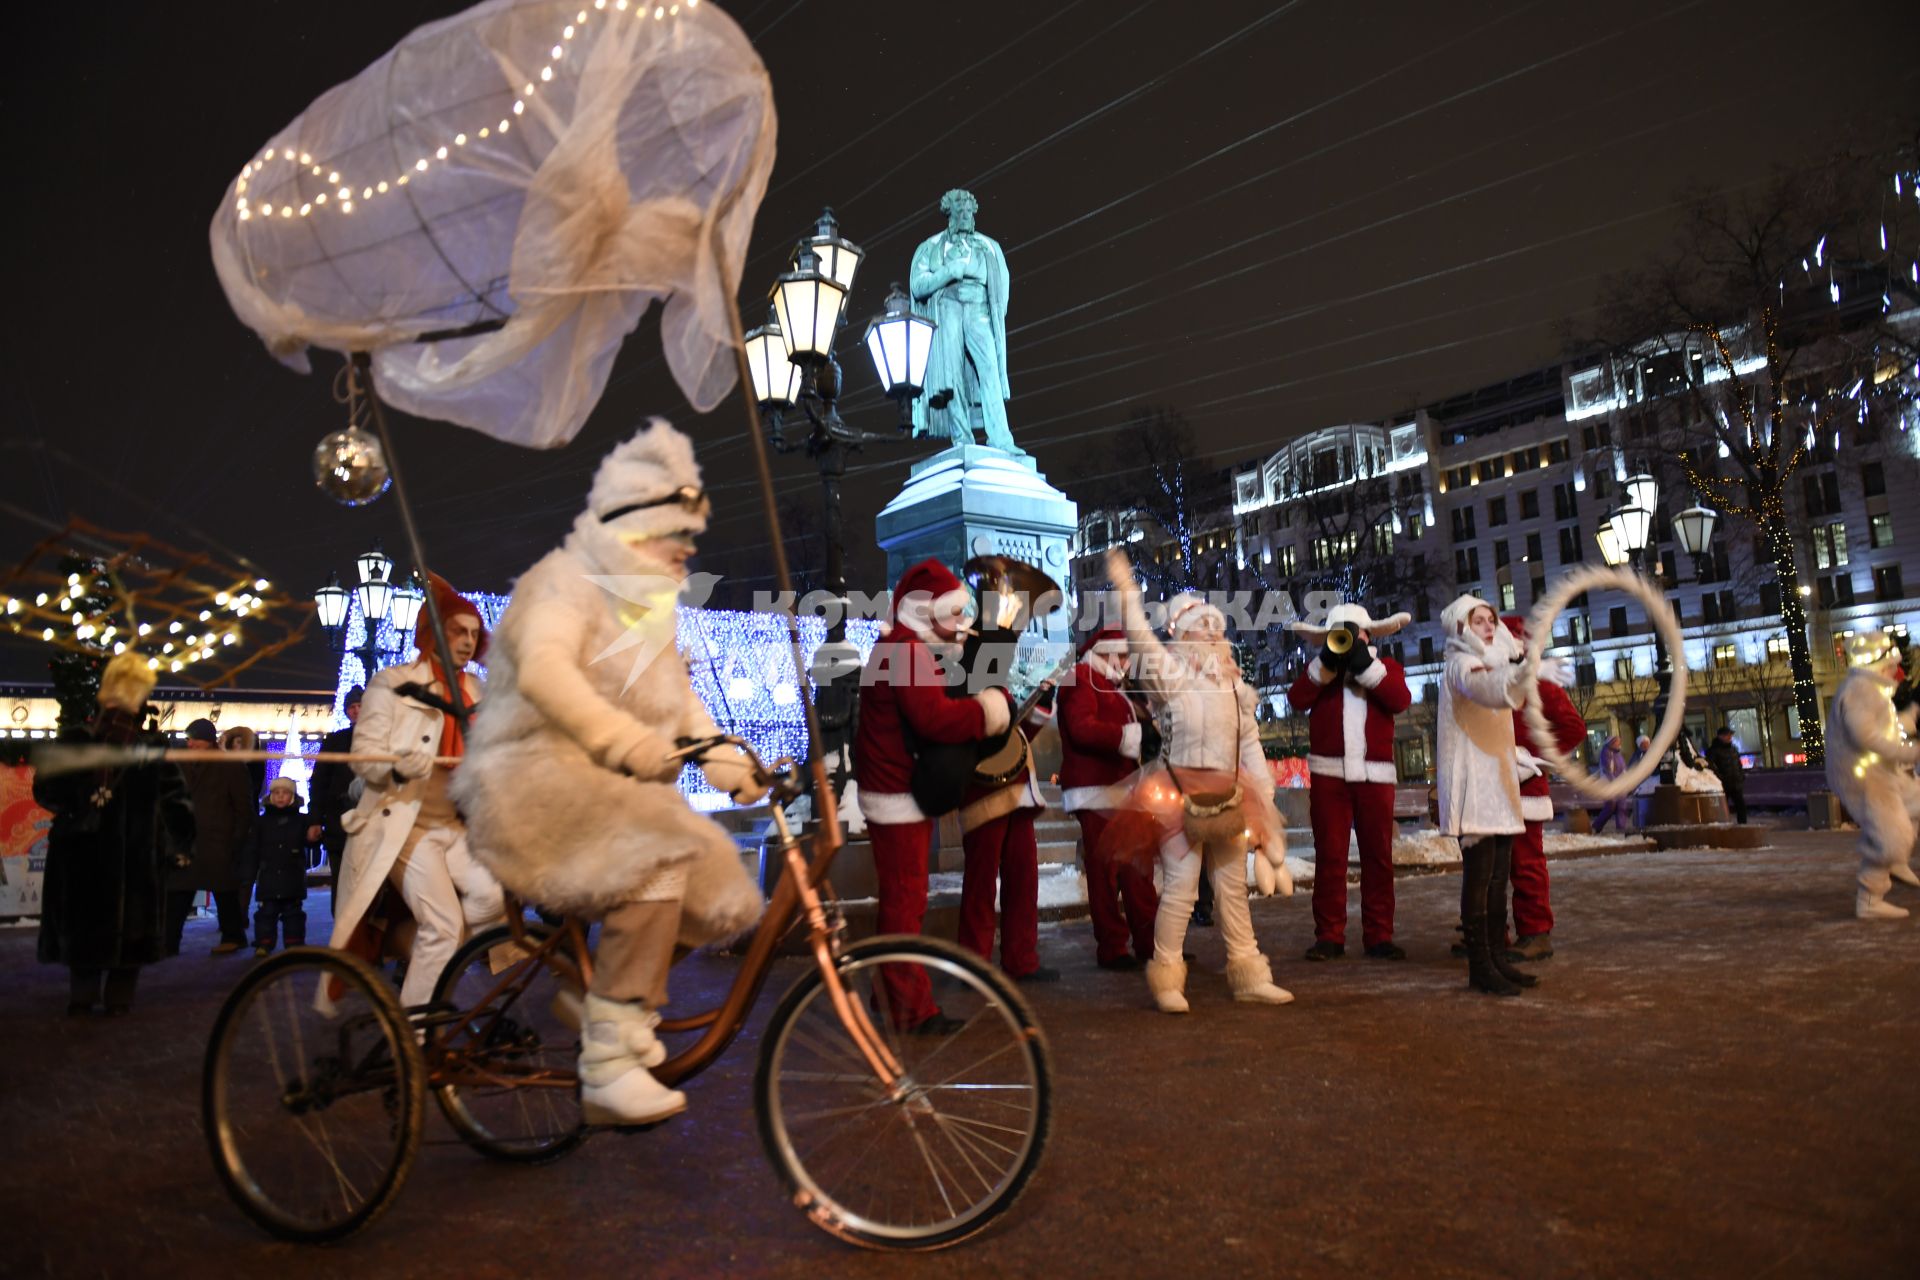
[453,421,766,1127]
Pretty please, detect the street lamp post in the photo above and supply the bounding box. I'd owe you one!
[747,214,937,798]
[1599,477,1719,784]
[313,543,426,676]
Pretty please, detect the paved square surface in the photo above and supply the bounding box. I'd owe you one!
[3,831,1915,1278]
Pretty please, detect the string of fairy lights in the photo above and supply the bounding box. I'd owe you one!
[229,0,702,225]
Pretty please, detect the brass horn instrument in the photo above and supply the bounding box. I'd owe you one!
[964,556,1068,785]
[1325,626,1355,655]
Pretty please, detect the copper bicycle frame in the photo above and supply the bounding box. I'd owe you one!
[420,742,904,1099]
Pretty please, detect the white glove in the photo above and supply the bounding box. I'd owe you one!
[1537,656,1575,688]
[1252,842,1295,897]
[620,732,683,783]
[392,743,437,781]
[702,750,769,806]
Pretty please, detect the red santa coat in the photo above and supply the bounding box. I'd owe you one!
[1514,680,1587,822]
[1056,660,1144,812]
[855,632,989,824]
[1286,649,1412,785]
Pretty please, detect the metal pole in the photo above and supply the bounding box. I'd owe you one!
[351,352,470,724]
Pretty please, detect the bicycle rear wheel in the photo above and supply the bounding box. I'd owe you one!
[755,935,1051,1251]
[430,923,586,1163]
[202,947,424,1243]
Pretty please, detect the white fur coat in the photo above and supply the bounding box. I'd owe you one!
[450,545,762,941]
[1825,666,1920,884]
[1436,599,1526,837]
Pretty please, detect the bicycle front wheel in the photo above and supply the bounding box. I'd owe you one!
[202,947,424,1243]
[430,923,586,1163]
[755,935,1052,1251]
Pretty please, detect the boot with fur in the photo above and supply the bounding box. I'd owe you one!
[1856,890,1911,921]
[1226,954,1293,1005]
[579,994,683,1125]
[1145,957,1189,1014]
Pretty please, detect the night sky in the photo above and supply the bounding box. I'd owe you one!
[4,0,1916,687]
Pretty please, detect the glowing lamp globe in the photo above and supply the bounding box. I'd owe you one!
[863,283,935,398]
[354,543,394,625]
[799,207,863,306]
[1595,513,1626,567]
[743,309,803,408]
[1624,472,1658,522]
[389,573,426,632]
[313,573,351,630]
[1672,505,1718,557]
[770,244,846,365]
[1613,504,1654,555]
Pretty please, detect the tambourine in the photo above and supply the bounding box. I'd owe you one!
[1520,563,1689,801]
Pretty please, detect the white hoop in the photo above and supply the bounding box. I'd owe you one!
[1522,563,1689,801]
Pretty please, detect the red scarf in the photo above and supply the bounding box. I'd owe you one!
[427,657,472,765]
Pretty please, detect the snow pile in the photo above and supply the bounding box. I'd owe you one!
[1393,830,1462,866]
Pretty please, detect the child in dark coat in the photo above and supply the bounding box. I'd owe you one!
[249,777,314,956]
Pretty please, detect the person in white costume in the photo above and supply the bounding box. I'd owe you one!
[1824,631,1920,920]
[453,421,767,1126]
[1104,550,1292,1015]
[328,582,504,1011]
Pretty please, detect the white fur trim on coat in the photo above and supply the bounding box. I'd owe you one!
[1308,755,1400,784]
[976,690,1011,737]
[1062,778,1137,812]
[1351,651,1387,689]
[859,789,926,825]
[1520,794,1555,822]
[1118,721,1143,761]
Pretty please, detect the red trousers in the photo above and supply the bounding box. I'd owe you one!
[1309,776,1397,948]
[1508,818,1554,939]
[1073,809,1157,964]
[868,819,939,1027]
[958,808,1041,977]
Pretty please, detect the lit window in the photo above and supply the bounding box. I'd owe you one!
[1713,643,1738,669]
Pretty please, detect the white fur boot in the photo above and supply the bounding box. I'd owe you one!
[1226,955,1294,1005]
[1856,890,1911,921]
[1889,862,1920,889]
[579,994,683,1125]
[1145,957,1189,1015]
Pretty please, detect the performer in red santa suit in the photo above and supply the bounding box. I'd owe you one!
[957,693,1057,982]
[1057,627,1158,970]
[854,559,1012,1032]
[1500,615,1585,961]
[1287,603,1412,961]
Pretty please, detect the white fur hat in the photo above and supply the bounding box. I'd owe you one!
[1289,601,1411,640]
[1166,592,1224,635]
[585,419,709,539]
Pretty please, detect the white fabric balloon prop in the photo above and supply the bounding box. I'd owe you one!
[1521,563,1690,801]
[210,0,775,448]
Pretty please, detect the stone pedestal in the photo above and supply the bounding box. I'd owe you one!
[876,445,1078,648]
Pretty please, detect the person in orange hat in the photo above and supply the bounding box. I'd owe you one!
[328,573,503,1010]
[1057,625,1158,969]
[853,558,1012,1033]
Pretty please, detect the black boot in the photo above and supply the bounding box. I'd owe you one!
[1460,839,1519,997]
[1485,837,1537,989]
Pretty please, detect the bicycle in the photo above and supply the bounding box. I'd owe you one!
[201,735,1052,1250]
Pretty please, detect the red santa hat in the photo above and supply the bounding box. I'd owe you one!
[885,559,972,639]
[1077,625,1126,657]
[415,571,489,662]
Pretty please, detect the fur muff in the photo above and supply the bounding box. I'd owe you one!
[1180,794,1245,847]
[450,420,762,942]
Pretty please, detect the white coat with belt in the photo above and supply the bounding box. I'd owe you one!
[327,658,491,951]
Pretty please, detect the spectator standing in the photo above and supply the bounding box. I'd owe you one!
[249,777,313,955]
[34,653,194,1014]
[308,686,363,896]
[221,725,267,803]
[166,718,257,954]
[1706,727,1748,824]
